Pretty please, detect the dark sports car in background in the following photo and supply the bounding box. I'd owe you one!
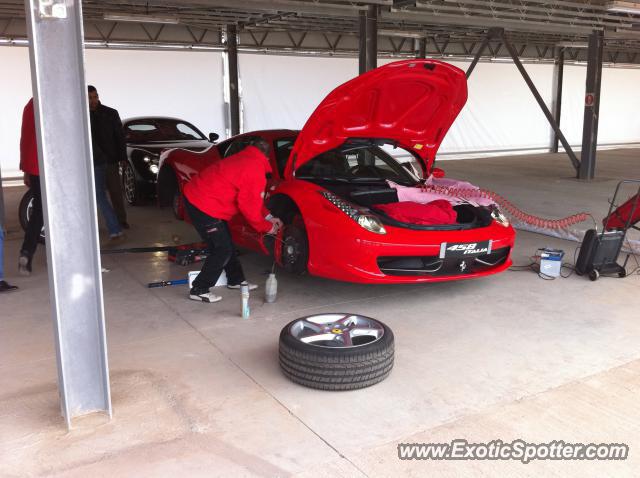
[121,116,218,204]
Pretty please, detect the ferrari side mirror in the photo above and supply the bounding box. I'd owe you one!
[209,132,219,142]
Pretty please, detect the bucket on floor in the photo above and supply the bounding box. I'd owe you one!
[188,270,227,289]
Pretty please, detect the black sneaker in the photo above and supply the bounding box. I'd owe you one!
[0,280,18,293]
[120,222,130,229]
[189,287,222,303]
[18,255,32,276]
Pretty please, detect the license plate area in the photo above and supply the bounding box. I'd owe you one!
[439,240,492,259]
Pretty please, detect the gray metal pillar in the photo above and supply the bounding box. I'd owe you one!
[501,31,580,172]
[417,38,426,59]
[579,30,604,180]
[359,10,366,74]
[226,24,240,136]
[365,4,377,71]
[25,0,111,428]
[550,48,565,153]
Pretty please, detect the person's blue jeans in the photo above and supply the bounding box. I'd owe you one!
[0,226,5,280]
[94,164,122,236]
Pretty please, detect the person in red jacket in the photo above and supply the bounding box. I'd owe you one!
[183,138,282,303]
[18,98,42,276]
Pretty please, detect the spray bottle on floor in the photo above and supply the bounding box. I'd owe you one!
[241,283,250,319]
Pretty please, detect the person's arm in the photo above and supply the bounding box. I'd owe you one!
[237,174,273,233]
[112,109,127,163]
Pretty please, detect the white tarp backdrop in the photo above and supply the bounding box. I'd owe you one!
[1,48,639,178]
[1,48,225,177]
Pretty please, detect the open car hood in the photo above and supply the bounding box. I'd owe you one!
[287,59,467,178]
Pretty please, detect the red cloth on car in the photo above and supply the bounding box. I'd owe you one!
[184,145,273,233]
[376,200,457,225]
[20,98,39,176]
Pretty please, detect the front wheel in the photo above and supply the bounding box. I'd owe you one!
[281,216,308,274]
[122,162,139,205]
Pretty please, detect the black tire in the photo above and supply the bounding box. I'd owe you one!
[618,269,627,278]
[172,190,184,220]
[279,314,394,391]
[18,190,45,243]
[589,269,599,281]
[281,216,309,274]
[122,162,139,205]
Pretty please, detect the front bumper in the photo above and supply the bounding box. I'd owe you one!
[306,222,515,284]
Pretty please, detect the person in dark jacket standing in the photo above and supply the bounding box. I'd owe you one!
[183,139,282,303]
[88,86,124,240]
[18,98,42,276]
[88,85,129,229]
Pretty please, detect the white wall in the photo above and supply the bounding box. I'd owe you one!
[2,47,640,178]
[239,53,359,131]
[0,47,225,177]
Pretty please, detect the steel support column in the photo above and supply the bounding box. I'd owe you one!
[25,0,111,428]
[358,10,366,74]
[226,24,240,136]
[500,31,580,172]
[417,37,426,59]
[365,4,377,71]
[579,30,604,180]
[550,47,565,154]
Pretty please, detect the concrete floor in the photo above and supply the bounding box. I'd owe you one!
[1,149,639,477]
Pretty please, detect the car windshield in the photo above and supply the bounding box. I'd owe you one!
[124,119,206,142]
[296,139,421,186]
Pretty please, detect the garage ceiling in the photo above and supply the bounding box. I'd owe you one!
[1,0,640,63]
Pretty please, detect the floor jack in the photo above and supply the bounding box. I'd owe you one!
[575,180,640,281]
[101,242,210,287]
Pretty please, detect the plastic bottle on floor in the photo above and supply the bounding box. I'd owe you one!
[265,273,278,303]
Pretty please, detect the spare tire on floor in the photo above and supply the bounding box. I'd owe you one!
[279,313,394,391]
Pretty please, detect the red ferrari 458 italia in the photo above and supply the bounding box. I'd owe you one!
[157,59,515,283]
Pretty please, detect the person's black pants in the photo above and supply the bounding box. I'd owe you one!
[21,174,43,259]
[184,196,245,292]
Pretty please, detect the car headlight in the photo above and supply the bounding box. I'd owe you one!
[149,164,159,174]
[321,191,386,234]
[143,155,151,163]
[491,208,510,227]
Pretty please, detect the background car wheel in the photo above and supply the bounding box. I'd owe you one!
[122,162,139,205]
[281,216,308,274]
[18,190,45,244]
[172,190,184,220]
[279,313,394,390]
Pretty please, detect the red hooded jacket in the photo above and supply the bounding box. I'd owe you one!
[184,145,273,233]
[20,98,39,177]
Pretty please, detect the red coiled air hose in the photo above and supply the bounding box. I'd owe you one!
[420,184,589,229]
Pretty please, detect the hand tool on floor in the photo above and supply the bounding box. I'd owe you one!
[147,278,189,288]
[101,242,209,266]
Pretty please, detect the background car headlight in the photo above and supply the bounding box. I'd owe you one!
[149,164,159,174]
[321,191,386,234]
[143,155,151,163]
[491,208,510,227]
